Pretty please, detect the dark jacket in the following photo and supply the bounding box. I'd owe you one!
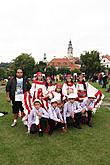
[6,77,31,101]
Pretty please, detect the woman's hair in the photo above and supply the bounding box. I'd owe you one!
[55,87,63,101]
[65,79,73,85]
[45,77,53,89]
[82,79,87,90]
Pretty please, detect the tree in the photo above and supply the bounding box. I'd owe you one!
[56,67,71,75]
[71,68,81,75]
[80,50,102,79]
[0,67,6,79]
[37,61,47,72]
[12,53,36,77]
[45,66,57,76]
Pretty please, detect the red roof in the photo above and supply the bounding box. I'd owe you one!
[48,57,80,70]
[70,64,81,70]
[102,55,110,61]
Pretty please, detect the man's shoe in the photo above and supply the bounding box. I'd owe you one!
[88,123,93,127]
[48,129,53,135]
[39,129,43,137]
[11,121,17,127]
[74,124,82,129]
[76,125,82,129]
[61,127,67,133]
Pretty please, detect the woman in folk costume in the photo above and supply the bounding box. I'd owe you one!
[76,74,88,102]
[45,76,56,92]
[30,72,48,110]
[62,74,77,99]
[76,74,104,112]
[22,89,33,126]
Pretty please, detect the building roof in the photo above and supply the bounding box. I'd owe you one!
[70,64,81,70]
[102,55,110,61]
[48,57,80,70]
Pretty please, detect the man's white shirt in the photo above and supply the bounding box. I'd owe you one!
[15,78,23,101]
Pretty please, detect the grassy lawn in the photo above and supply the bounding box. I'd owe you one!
[0,84,110,165]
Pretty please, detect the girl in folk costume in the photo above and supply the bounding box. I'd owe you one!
[76,74,104,112]
[45,76,56,92]
[62,74,77,99]
[48,84,65,111]
[76,74,88,102]
[30,72,48,110]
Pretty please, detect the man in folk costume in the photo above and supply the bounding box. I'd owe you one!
[80,91,96,127]
[48,98,65,135]
[86,83,104,113]
[30,72,48,110]
[63,93,83,130]
[62,74,77,98]
[27,99,49,136]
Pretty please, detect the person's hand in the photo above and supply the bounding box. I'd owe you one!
[81,109,86,114]
[26,131,30,136]
[7,97,11,102]
[70,112,74,118]
[60,120,64,123]
[64,124,68,130]
[37,112,42,117]
[87,106,92,110]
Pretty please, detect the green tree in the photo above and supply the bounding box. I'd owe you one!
[80,50,102,79]
[12,53,36,77]
[71,68,81,75]
[38,61,47,72]
[0,67,6,79]
[45,66,57,76]
[56,67,71,75]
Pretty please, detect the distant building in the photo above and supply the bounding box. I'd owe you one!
[101,55,110,68]
[67,40,73,58]
[43,53,47,63]
[48,40,81,71]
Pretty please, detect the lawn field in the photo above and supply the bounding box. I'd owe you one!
[0,84,110,165]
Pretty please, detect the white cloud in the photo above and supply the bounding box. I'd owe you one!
[0,0,110,62]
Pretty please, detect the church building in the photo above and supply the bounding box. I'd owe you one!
[48,40,80,71]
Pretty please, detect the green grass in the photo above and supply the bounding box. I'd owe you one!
[0,84,110,165]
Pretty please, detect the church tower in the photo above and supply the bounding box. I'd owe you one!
[43,53,47,63]
[67,40,73,58]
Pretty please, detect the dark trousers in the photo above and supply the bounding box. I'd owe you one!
[82,110,92,124]
[12,101,24,114]
[48,119,64,133]
[87,110,92,123]
[30,117,48,134]
[66,112,82,127]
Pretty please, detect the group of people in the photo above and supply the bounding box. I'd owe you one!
[6,69,104,136]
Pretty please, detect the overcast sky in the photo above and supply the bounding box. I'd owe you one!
[0,0,110,63]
